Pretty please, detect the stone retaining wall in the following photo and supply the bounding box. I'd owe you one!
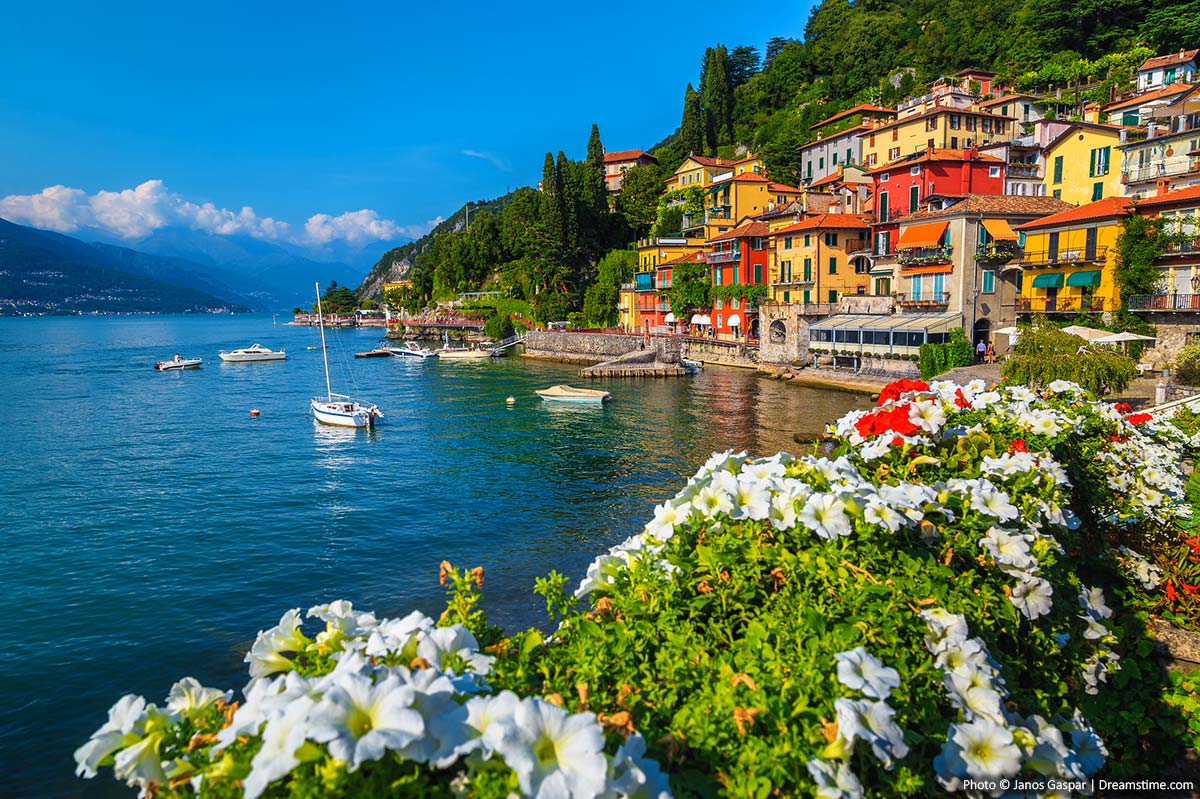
[681,340,758,369]
[1136,314,1199,369]
[809,354,922,380]
[523,331,682,365]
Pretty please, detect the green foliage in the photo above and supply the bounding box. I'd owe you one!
[679,83,706,160]
[614,165,663,240]
[1175,346,1200,387]
[315,281,358,314]
[917,328,973,379]
[1002,322,1137,395]
[483,313,515,340]
[666,258,711,316]
[583,250,636,328]
[711,283,769,305]
[1115,214,1173,306]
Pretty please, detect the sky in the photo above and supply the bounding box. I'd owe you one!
[0,0,817,254]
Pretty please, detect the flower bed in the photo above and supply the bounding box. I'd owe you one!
[78,380,1200,798]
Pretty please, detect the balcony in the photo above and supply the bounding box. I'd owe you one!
[894,291,951,309]
[774,277,816,288]
[1164,238,1200,256]
[1006,163,1040,178]
[705,249,741,264]
[1017,296,1109,314]
[896,246,953,266]
[975,241,1021,262]
[1020,246,1108,267]
[706,204,732,224]
[1127,293,1200,312]
[1121,161,1200,184]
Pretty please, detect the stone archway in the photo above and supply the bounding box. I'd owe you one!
[769,319,787,344]
[973,318,991,345]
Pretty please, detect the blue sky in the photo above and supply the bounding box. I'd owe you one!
[0,0,817,250]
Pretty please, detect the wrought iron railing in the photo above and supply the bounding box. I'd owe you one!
[896,246,953,265]
[1020,246,1107,266]
[894,292,951,307]
[976,241,1021,261]
[1126,293,1200,312]
[1017,296,1109,313]
[705,250,741,264]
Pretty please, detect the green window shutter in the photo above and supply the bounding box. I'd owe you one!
[1092,182,1103,201]
[754,264,762,283]
[828,289,838,303]
[829,257,837,274]
[804,234,811,247]
[803,289,810,304]
[1089,148,1096,178]
[783,291,790,302]
[1053,156,1063,183]
[1102,146,1111,175]
[982,270,996,293]
[804,258,812,281]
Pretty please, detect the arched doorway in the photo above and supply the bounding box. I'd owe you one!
[974,319,992,361]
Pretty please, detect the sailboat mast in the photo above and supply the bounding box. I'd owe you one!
[315,282,332,401]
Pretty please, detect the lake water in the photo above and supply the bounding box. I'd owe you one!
[0,314,872,797]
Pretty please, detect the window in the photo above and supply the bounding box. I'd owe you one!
[875,231,891,255]
[828,289,838,303]
[856,285,867,295]
[732,298,740,309]
[909,185,920,213]
[715,297,724,309]
[803,289,811,304]
[966,117,977,132]
[854,259,870,274]
[833,153,839,165]
[982,118,992,133]
[982,270,996,293]
[878,191,890,223]
[754,264,762,283]
[1167,67,1177,85]
[879,172,890,182]
[1053,189,1062,200]
[846,148,853,164]
[780,260,791,282]
[1089,146,1111,177]
[1091,182,1103,201]
[1052,156,1064,184]
[892,127,899,141]
[804,234,811,247]
[989,166,1002,178]
[869,133,876,146]
[818,156,825,170]
[866,153,878,166]
[950,114,961,130]
[824,233,838,246]
[717,314,723,327]
[829,257,838,275]
[806,162,812,179]
[732,265,739,283]
[927,139,934,151]
[910,165,921,176]
[926,116,939,131]
[951,136,959,149]
[783,291,790,302]
[1022,103,1031,121]
[784,236,792,249]
[751,237,766,250]
[803,258,812,281]
[890,146,901,160]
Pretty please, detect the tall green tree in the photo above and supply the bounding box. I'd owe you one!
[680,84,706,157]
[702,45,735,149]
[728,46,761,87]
[615,164,664,239]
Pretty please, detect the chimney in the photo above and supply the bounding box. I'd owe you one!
[1158,178,1171,197]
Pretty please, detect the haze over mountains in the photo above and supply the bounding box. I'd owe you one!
[0,218,408,314]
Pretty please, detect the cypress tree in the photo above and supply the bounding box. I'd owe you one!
[703,45,735,146]
[680,84,705,157]
[555,150,579,259]
[542,152,566,251]
[584,123,609,219]
[699,48,718,154]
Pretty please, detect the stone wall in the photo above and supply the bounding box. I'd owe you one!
[523,331,680,364]
[809,353,922,379]
[681,340,758,369]
[1137,315,1200,369]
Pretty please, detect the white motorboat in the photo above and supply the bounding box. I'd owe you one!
[219,343,286,362]
[155,355,202,371]
[681,358,703,374]
[535,385,611,403]
[388,340,437,359]
[310,283,383,429]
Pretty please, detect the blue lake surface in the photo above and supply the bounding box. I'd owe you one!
[0,314,871,797]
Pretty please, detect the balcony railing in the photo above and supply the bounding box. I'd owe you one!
[1127,293,1200,312]
[844,239,867,253]
[1006,164,1040,178]
[1017,296,1109,314]
[976,241,1021,262]
[894,292,951,308]
[705,249,741,264]
[1121,161,1200,184]
[896,246,953,266]
[1020,246,1107,267]
[774,277,816,287]
[1164,238,1200,256]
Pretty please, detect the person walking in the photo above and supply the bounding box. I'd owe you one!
[976,339,986,364]
[985,341,996,364]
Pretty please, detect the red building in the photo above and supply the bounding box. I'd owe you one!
[706,219,771,340]
[868,149,1006,255]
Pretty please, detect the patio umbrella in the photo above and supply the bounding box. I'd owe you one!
[1061,325,1110,341]
[1094,331,1157,343]
[993,326,1019,336]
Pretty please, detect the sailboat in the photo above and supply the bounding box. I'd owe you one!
[310,283,384,428]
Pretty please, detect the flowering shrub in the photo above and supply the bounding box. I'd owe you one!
[80,380,1200,797]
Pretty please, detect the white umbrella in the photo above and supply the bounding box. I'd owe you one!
[994,326,1019,336]
[664,312,676,324]
[1094,331,1157,343]
[690,314,704,325]
[1061,325,1110,341]
[697,315,712,326]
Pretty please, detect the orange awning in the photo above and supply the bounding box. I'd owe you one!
[896,221,949,249]
[981,219,1018,241]
[900,264,954,275]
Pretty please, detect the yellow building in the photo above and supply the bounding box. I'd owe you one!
[683,173,804,239]
[767,214,872,304]
[1014,196,1130,315]
[859,107,1015,168]
[663,154,763,192]
[1039,123,1125,204]
[618,282,639,332]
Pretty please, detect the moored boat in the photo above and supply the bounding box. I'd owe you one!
[155,355,202,371]
[219,343,286,362]
[535,385,611,403]
[437,346,494,360]
[389,340,437,359]
[310,283,383,429]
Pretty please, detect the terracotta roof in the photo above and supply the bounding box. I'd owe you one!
[865,148,1004,174]
[894,194,1072,223]
[810,104,896,131]
[1138,49,1199,73]
[808,171,844,189]
[707,220,769,243]
[603,149,655,164]
[978,93,1042,108]
[1014,196,1132,230]
[660,252,707,267]
[1043,122,1125,152]
[1136,185,1200,209]
[768,181,804,193]
[770,214,870,234]
[954,68,998,78]
[1103,82,1196,113]
[728,172,769,183]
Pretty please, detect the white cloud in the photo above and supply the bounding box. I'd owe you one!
[0,179,426,248]
[461,149,511,172]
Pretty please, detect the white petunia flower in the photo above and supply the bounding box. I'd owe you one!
[799,493,853,539]
[908,399,947,433]
[491,697,608,799]
[1010,576,1055,619]
[243,695,314,799]
[307,672,425,770]
[607,733,673,799]
[645,500,686,540]
[165,677,230,717]
[937,718,1022,781]
[970,483,1020,523]
[834,647,901,700]
[74,695,149,778]
[246,608,312,681]
[806,756,865,799]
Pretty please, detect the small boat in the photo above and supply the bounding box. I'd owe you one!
[536,385,611,403]
[437,346,494,360]
[219,343,286,362]
[354,348,394,359]
[310,283,383,429]
[681,358,703,374]
[155,355,202,371]
[389,340,437,359]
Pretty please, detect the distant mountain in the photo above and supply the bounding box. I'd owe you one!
[358,194,514,300]
[114,227,395,308]
[87,242,274,310]
[0,218,247,315]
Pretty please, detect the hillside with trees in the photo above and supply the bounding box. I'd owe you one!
[360,0,1200,324]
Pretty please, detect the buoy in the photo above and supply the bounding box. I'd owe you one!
[506,396,516,405]
[250,408,261,417]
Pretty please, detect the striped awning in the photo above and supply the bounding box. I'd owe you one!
[896,221,948,249]
[981,219,1018,241]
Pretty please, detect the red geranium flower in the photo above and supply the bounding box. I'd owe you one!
[1009,439,1028,454]
[954,388,971,409]
[878,378,930,406]
[1114,402,1133,414]
[1126,413,1153,426]
[1167,581,1178,602]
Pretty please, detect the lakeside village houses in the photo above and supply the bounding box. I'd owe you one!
[612,51,1200,371]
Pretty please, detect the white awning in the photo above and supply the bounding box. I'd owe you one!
[727,314,742,327]
[664,312,676,323]
[691,314,710,325]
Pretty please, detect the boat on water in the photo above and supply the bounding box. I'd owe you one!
[536,385,612,403]
[354,347,394,359]
[219,343,286,362]
[389,340,437,359]
[681,358,703,374]
[155,355,202,371]
[437,347,494,360]
[310,283,383,429]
